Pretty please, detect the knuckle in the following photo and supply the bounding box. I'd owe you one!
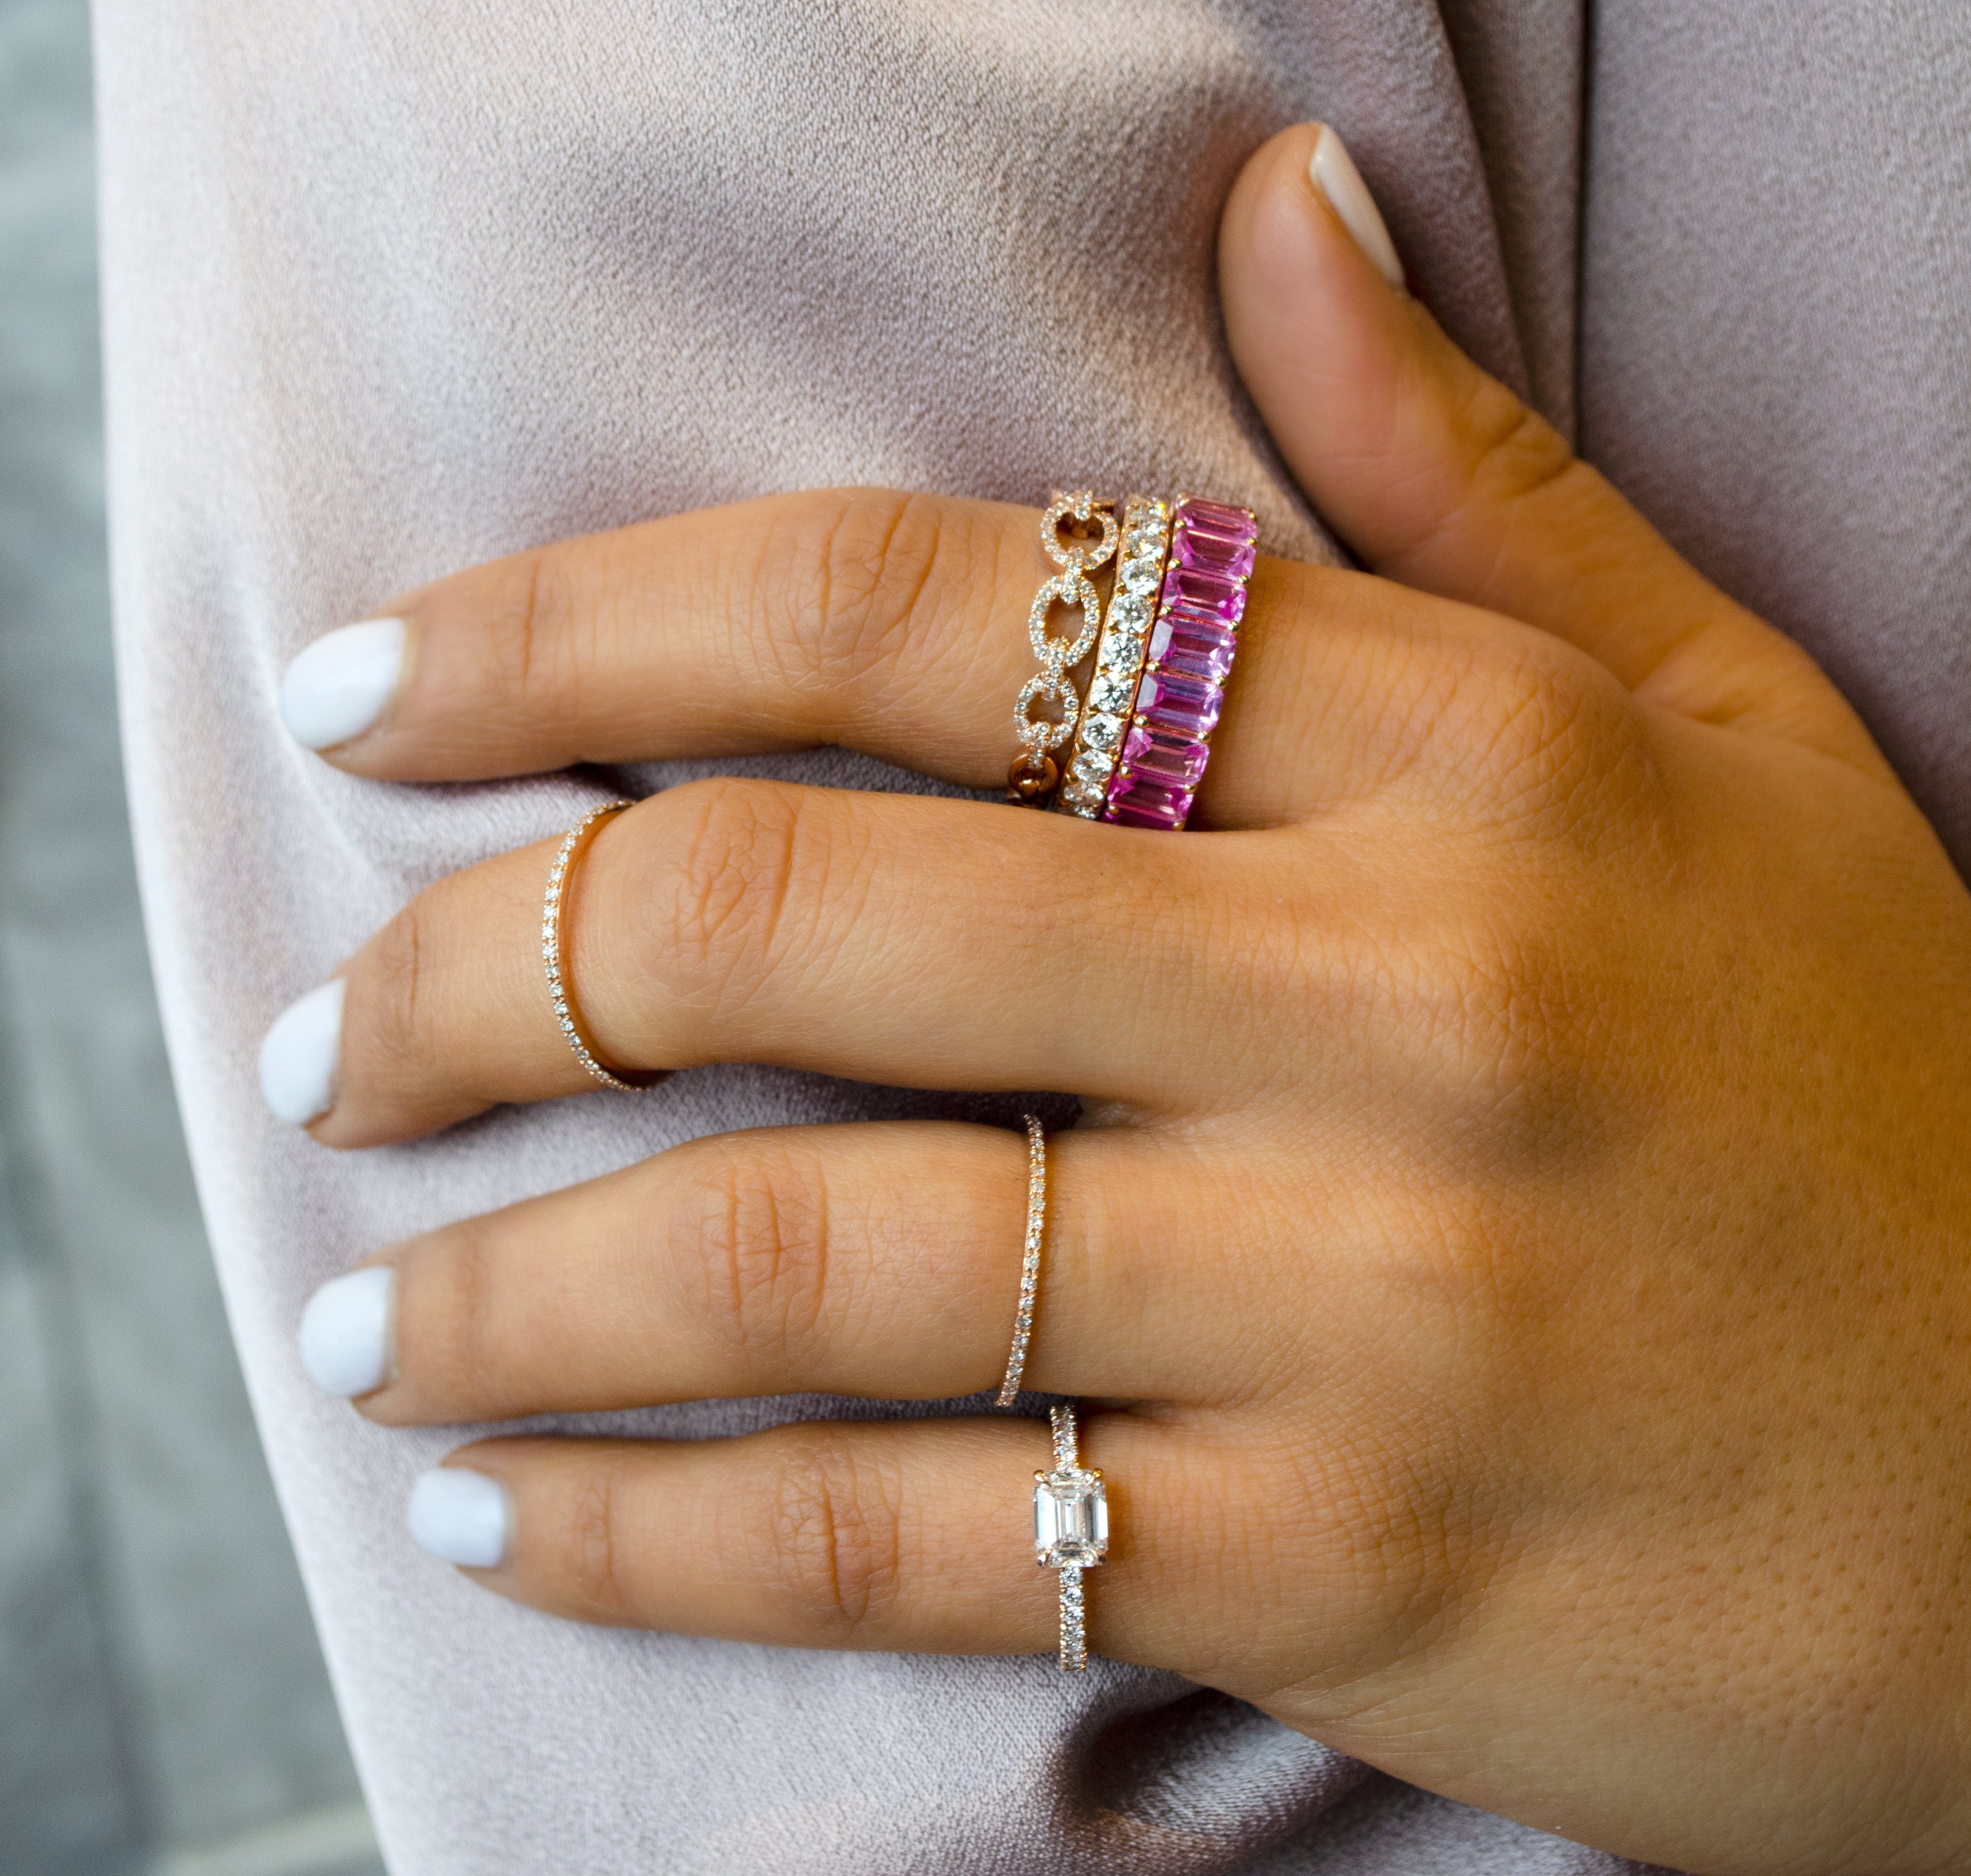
[667,1136,833,1383]
[648,780,809,993]
[1461,389,1579,513]
[1393,898,1602,1175]
[763,489,972,692]
[748,1435,904,1641]
[1325,1436,1492,1677]
[479,544,581,721]
[1460,644,1658,844]
[455,535,649,737]
[331,866,505,1142]
[638,779,860,1009]
[413,1221,505,1405]
[355,888,443,1094]
[561,1454,641,1622]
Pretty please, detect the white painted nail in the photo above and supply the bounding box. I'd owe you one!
[297,1266,394,1397]
[259,979,346,1125]
[279,617,408,751]
[408,1468,511,1569]
[1310,125,1406,292]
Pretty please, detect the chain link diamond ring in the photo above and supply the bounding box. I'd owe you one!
[1007,492,1117,805]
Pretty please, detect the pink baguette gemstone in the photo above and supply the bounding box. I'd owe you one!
[1148,612,1237,681]
[1122,722,1211,787]
[1178,496,1257,537]
[1162,563,1247,622]
[1106,772,1194,830]
[1173,525,1257,579]
[1136,668,1222,737]
[1094,496,1250,833]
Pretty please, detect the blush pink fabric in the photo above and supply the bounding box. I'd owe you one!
[94,2,1968,1870]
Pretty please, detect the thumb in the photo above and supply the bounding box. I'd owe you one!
[1218,122,1880,771]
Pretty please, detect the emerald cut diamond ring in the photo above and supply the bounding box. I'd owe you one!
[1034,1403,1107,1672]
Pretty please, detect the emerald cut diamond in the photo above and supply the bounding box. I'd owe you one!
[1034,1467,1107,1569]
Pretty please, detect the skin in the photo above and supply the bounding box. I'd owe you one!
[281,124,1971,1874]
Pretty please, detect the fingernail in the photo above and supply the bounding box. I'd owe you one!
[259,978,345,1124]
[408,1468,511,1569]
[297,1266,394,1397]
[279,617,409,751]
[1309,125,1405,292]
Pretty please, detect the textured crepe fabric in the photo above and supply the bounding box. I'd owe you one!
[93,2,1966,1871]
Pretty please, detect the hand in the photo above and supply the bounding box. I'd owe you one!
[265,124,1971,1876]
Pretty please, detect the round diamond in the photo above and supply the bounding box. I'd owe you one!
[1088,670,1137,715]
[1081,713,1123,753]
[1099,629,1144,672]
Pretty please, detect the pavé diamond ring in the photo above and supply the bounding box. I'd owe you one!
[1034,1403,1107,1672]
[1054,494,1171,818]
[995,1115,1048,1406]
[541,802,662,1092]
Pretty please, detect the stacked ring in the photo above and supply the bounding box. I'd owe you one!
[1008,491,1117,805]
[1101,494,1259,831]
[1053,495,1172,818]
[995,1116,1049,1406]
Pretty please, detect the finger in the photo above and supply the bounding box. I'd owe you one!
[274,483,1710,838]
[281,486,1400,829]
[314,1122,1284,1420]
[296,779,1253,1148]
[1218,122,1887,774]
[284,489,1034,783]
[278,575,1680,1154]
[408,1414,1244,1676]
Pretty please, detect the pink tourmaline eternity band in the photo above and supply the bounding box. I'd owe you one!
[1050,493,1259,829]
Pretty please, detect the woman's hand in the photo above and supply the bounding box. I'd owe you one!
[266,124,1971,1876]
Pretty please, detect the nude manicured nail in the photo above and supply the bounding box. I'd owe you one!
[1309,125,1405,292]
[297,1266,394,1397]
[408,1468,511,1569]
[279,617,408,751]
[259,978,345,1124]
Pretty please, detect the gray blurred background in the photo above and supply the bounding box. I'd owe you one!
[0,3,383,1870]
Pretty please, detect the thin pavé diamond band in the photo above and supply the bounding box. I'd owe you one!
[541,802,661,1093]
[995,1115,1048,1406]
[997,1131,1110,1673]
[1034,1402,1107,1672]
